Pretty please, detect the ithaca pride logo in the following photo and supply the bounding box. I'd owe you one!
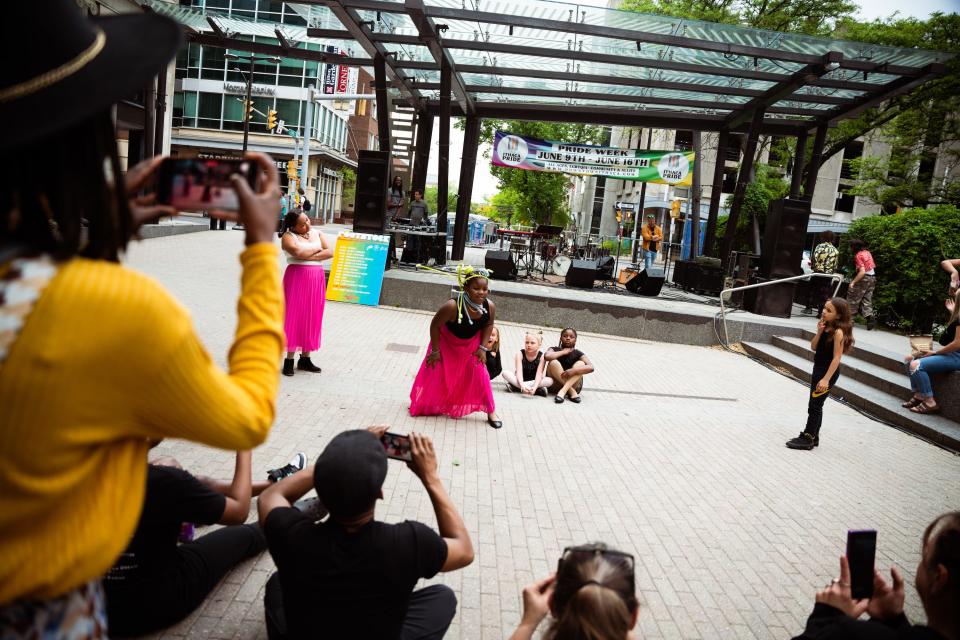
[657,152,690,184]
[496,134,528,166]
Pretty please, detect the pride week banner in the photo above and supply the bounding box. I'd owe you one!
[326,232,390,306]
[491,131,696,186]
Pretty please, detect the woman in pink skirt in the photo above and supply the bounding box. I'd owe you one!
[410,266,503,428]
[280,211,332,376]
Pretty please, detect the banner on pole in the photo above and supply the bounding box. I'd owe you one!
[322,46,340,94]
[491,131,696,186]
[326,232,390,306]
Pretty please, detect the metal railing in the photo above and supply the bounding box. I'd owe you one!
[718,272,843,346]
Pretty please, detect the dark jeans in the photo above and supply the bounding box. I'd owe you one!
[107,523,266,637]
[805,369,840,437]
[264,574,456,640]
[804,276,833,315]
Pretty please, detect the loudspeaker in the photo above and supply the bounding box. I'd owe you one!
[626,266,665,296]
[484,250,517,280]
[565,259,598,289]
[597,255,615,277]
[761,198,810,278]
[743,275,795,318]
[353,150,390,233]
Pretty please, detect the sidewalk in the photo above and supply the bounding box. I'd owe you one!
[124,230,960,640]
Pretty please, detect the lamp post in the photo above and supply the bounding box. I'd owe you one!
[225,53,281,229]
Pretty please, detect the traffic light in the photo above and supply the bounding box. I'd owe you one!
[286,159,297,179]
[245,100,254,120]
[615,208,622,223]
[671,199,681,218]
[267,109,278,131]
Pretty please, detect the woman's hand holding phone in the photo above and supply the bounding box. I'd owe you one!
[221,152,281,246]
[126,155,177,231]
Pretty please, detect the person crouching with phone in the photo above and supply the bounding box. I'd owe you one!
[257,428,475,640]
[786,297,854,450]
[791,512,960,640]
[409,265,503,429]
[279,211,333,376]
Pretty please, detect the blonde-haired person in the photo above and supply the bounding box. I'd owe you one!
[484,325,503,380]
[903,288,960,415]
[510,543,639,640]
[409,265,503,428]
[503,332,553,397]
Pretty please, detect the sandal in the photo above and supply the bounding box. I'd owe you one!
[901,397,923,408]
[910,403,941,414]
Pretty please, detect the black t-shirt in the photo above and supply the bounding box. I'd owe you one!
[521,351,542,381]
[265,508,448,639]
[485,348,502,379]
[940,320,958,346]
[547,346,585,371]
[105,465,226,586]
[445,299,490,339]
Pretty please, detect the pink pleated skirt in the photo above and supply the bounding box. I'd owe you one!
[409,325,496,418]
[283,264,326,352]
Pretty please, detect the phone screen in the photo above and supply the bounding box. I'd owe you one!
[156,158,256,212]
[847,529,877,599]
[381,432,412,462]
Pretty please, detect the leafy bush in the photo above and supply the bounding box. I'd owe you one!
[601,238,633,253]
[840,205,960,332]
[713,164,789,254]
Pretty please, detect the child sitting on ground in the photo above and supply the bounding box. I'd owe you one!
[503,332,553,397]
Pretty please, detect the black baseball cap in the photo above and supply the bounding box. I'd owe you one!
[314,430,388,518]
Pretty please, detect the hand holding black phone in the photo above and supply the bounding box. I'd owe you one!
[380,432,412,462]
[155,158,258,214]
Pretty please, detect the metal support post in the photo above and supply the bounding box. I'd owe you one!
[411,111,433,193]
[719,109,764,265]
[632,128,652,263]
[452,115,480,261]
[143,76,156,159]
[241,58,254,153]
[690,130,702,259]
[303,85,315,218]
[703,129,728,256]
[803,124,827,199]
[437,57,451,257]
[789,127,808,199]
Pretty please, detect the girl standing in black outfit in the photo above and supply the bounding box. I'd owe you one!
[786,297,854,450]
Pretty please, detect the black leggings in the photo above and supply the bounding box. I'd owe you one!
[805,369,840,438]
[107,523,266,637]
[264,573,457,640]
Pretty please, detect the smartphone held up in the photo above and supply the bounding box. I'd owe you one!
[847,529,877,600]
[155,158,258,214]
[381,432,412,462]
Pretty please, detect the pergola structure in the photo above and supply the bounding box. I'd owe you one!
[151,0,951,262]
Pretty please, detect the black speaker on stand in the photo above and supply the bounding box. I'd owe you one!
[353,150,390,234]
[484,250,517,280]
[626,267,665,296]
[565,259,598,289]
[753,198,811,318]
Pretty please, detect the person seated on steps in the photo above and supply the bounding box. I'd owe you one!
[544,327,595,404]
[258,427,474,640]
[503,331,553,397]
[103,446,304,636]
[903,288,960,415]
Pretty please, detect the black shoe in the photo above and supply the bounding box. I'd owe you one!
[297,356,321,373]
[487,417,502,429]
[785,432,816,450]
[267,452,308,483]
[504,384,517,393]
[867,316,877,331]
[554,395,565,404]
[569,395,582,404]
[282,358,295,377]
[535,387,547,397]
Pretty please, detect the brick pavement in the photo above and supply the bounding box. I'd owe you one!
[124,230,960,640]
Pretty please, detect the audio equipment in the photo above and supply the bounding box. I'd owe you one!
[564,259,598,289]
[353,150,390,234]
[484,250,517,280]
[626,266,665,296]
[761,198,810,278]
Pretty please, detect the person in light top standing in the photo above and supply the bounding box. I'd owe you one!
[847,238,878,331]
[280,211,332,377]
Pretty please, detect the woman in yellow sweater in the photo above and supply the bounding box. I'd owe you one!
[0,4,284,636]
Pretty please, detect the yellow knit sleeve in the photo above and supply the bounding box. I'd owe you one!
[132,243,284,449]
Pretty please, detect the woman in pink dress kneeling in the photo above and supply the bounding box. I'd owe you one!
[410,266,503,428]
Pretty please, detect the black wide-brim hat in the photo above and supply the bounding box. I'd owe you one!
[0,2,183,152]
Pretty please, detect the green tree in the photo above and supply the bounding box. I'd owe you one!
[477,120,605,228]
[423,184,458,217]
[714,164,789,253]
[340,168,356,206]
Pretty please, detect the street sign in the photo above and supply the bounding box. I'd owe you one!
[275,119,285,135]
[616,201,635,211]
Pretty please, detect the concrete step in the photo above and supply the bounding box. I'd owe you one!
[742,341,960,452]
[773,336,913,398]
[799,329,904,374]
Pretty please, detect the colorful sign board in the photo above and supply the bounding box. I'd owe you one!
[491,131,696,186]
[326,232,390,306]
